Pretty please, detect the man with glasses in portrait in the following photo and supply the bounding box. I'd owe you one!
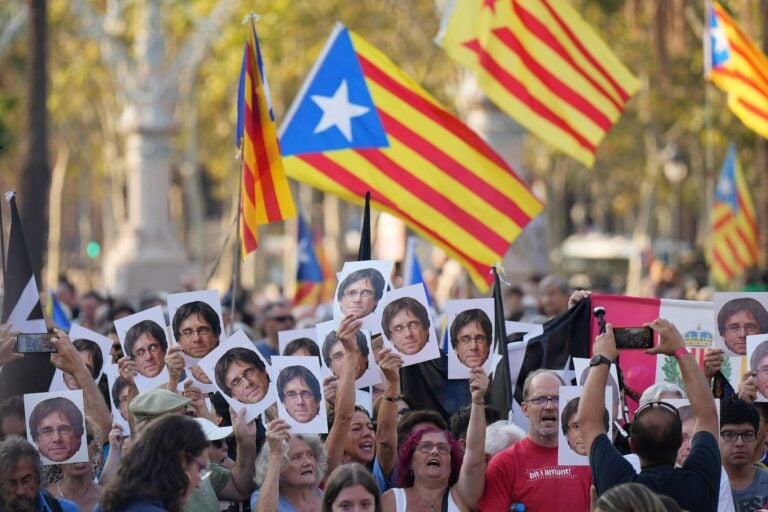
[172,301,222,359]
[124,320,168,379]
[718,298,768,356]
[29,397,84,463]
[382,297,431,356]
[214,347,270,405]
[338,268,386,319]
[276,366,321,424]
[450,309,491,369]
[478,369,591,511]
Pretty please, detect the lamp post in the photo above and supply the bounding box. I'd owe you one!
[663,144,689,267]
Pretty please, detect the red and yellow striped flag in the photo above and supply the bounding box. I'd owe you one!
[235,19,295,256]
[708,1,768,140]
[711,144,759,285]
[438,0,640,167]
[280,25,543,291]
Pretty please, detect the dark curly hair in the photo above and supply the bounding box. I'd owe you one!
[99,415,207,512]
[394,427,462,488]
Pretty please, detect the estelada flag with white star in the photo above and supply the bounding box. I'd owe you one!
[707,1,768,140]
[279,23,543,292]
[235,17,295,256]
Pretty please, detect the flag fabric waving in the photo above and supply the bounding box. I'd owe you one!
[438,0,640,167]
[0,193,54,401]
[235,18,296,256]
[708,1,768,140]
[711,144,759,285]
[45,289,72,330]
[293,215,324,306]
[280,23,543,292]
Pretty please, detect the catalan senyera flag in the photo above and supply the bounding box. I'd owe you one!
[279,23,543,291]
[708,1,768,140]
[293,215,324,306]
[438,0,641,167]
[711,144,759,285]
[235,18,295,256]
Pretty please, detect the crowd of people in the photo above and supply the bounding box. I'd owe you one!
[2,270,768,512]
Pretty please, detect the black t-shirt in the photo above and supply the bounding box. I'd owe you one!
[590,431,720,512]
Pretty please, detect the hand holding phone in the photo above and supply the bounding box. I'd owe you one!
[13,333,58,353]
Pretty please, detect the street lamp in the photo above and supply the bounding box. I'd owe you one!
[663,143,689,266]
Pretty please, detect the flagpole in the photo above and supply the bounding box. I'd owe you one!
[704,0,715,288]
[230,156,245,337]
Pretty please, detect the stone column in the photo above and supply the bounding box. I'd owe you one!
[102,0,191,302]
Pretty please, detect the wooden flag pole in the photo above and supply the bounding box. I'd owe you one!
[229,156,245,337]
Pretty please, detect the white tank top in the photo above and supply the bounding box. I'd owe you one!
[390,487,461,512]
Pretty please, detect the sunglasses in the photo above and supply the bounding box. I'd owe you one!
[634,401,679,419]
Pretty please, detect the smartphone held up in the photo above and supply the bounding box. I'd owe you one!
[13,333,58,353]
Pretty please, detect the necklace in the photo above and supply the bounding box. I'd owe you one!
[413,487,445,512]
[56,481,66,499]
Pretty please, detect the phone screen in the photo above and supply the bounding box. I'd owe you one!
[614,327,654,350]
[13,333,58,353]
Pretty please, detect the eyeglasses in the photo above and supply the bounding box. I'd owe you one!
[725,322,760,334]
[634,401,679,419]
[721,430,757,443]
[329,351,345,364]
[38,425,74,438]
[416,441,451,454]
[133,343,162,359]
[269,315,294,323]
[458,334,487,345]
[343,289,374,299]
[526,395,559,406]
[390,320,422,335]
[284,390,314,401]
[227,366,260,390]
[180,326,212,338]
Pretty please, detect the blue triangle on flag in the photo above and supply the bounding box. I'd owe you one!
[715,144,739,210]
[279,23,389,156]
[709,8,730,68]
[297,215,323,282]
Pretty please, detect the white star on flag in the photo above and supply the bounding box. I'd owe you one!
[311,80,370,142]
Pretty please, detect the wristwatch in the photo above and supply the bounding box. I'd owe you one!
[589,354,612,368]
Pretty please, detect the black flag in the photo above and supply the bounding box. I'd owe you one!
[488,266,512,418]
[0,193,54,401]
[357,191,371,261]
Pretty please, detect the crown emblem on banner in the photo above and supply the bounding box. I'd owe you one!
[684,325,714,348]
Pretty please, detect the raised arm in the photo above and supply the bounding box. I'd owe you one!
[376,348,403,479]
[455,367,490,509]
[255,419,290,512]
[117,355,140,437]
[578,324,618,454]
[164,346,185,392]
[646,318,718,437]
[218,407,258,500]
[0,323,22,366]
[50,329,112,437]
[324,314,364,475]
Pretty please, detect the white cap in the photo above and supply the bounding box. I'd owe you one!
[194,417,233,441]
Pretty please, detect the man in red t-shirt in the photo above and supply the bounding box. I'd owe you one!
[477,370,591,511]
